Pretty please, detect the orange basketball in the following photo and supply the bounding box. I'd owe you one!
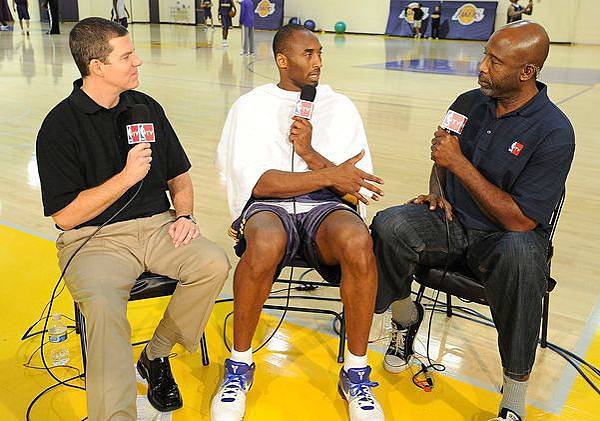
[229,8,236,18]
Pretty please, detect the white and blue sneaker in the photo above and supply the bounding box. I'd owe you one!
[210,359,255,421]
[338,366,385,421]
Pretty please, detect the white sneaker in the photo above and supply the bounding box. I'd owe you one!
[211,359,255,421]
[338,367,385,421]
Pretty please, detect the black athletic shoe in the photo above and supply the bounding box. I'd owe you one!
[383,301,424,373]
[136,347,183,412]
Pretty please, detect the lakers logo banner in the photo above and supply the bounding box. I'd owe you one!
[252,0,284,30]
[385,0,497,41]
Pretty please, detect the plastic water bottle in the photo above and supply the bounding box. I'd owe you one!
[48,313,69,366]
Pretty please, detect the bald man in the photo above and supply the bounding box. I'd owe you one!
[371,21,574,421]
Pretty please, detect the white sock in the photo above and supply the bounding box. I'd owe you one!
[500,374,528,418]
[343,349,368,372]
[230,347,253,366]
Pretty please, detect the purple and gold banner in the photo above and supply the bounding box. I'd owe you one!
[252,0,284,30]
[386,1,497,41]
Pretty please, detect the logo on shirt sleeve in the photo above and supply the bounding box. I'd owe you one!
[508,141,524,156]
[126,123,156,144]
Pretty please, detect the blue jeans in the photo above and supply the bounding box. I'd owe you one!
[370,204,549,376]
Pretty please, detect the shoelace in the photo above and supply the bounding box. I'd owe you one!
[220,372,247,401]
[152,354,178,392]
[389,325,408,357]
[349,380,380,408]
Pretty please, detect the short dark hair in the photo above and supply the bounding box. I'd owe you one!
[69,17,128,77]
[272,23,312,57]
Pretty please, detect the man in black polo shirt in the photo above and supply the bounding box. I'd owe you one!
[36,17,229,420]
[370,21,574,421]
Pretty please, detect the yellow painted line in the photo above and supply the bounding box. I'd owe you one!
[1,224,597,420]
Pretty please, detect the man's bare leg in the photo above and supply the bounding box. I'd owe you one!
[315,211,377,356]
[315,210,383,420]
[233,212,287,352]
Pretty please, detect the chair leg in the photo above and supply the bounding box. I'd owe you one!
[74,302,81,334]
[337,310,346,364]
[416,283,426,303]
[446,293,453,318]
[540,292,550,348]
[75,303,88,371]
[200,333,210,366]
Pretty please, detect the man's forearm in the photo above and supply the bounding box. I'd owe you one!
[253,168,333,198]
[52,172,133,230]
[297,147,334,171]
[168,172,194,217]
[451,159,536,231]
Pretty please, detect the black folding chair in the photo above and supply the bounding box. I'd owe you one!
[413,190,566,348]
[74,272,210,371]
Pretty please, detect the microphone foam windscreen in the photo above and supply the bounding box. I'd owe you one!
[300,85,317,102]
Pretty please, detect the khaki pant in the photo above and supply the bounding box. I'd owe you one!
[57,211,230,420]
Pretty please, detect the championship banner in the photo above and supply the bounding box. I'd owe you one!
[253,0,284,30]
[385,1,497,41]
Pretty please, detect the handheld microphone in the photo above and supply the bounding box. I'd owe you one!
[126,104,155,144]
[293,85,317,120]
[441,109,468,135]
[440,92,475,135]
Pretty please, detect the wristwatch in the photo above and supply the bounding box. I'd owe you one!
[176,214,197,224]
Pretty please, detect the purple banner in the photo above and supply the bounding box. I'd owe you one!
[252,0,284,30]
[386,1,497,41]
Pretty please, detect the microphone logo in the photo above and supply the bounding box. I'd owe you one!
[293,100,314,120]
[126,123,156,144]
[441,110,468,135]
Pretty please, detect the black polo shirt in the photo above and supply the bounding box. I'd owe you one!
[36,79,191,229]
[445,82,575,234]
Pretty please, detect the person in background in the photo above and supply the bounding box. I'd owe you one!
[201,0,214,28]
[42,0,60,34]
[112,0,130,28]
[0,0,12,30]
[412,3,424,39]
[507,0,533,24]
[430,4,441,39]
[239,0,254,56]
[12,0,30,35]
[218,0,236,47]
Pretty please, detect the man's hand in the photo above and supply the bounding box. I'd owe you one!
[430,126,466,172]
[122,143,152,186]
[328,150,384,205]
[408,193,453,221]
[168,217,201,248]
[289,116,313,157]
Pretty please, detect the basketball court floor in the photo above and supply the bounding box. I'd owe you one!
[1,22,599,420]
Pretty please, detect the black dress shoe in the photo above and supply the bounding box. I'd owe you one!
[136,347,183,412]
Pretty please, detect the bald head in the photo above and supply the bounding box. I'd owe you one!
[493,20,550,69]
[478,21,550,99]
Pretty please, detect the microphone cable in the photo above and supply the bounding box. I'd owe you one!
[411,164,450,391]
[220,124,299,355]
[24,180,145,420]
